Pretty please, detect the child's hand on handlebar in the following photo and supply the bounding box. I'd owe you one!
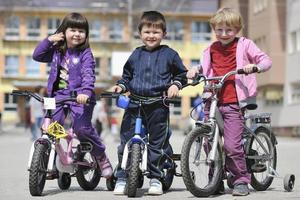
[167,85,179,98]
[111,85,123,93]
[77,94,89,104]
[186,67,199,79]
[243,64,259,74]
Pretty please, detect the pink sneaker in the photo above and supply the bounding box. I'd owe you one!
[96,153,113,178]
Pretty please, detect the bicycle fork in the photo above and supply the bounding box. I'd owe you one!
[121,116,148,172]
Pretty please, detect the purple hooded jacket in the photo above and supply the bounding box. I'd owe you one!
[32,38,95,97]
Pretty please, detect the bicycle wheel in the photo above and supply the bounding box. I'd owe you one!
[29,142,50,196]
[246,127,277,191]
[181,127,223,197]
[57,172,71,190]
[76,152,101,190]
[127,143,141,197]
[160,158,175,191]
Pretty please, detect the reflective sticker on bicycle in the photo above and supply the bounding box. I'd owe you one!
[47,121,68,139]
[43,97,56,110]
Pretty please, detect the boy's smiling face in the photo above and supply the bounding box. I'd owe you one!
[139,25,166,51]
[214,23,239,45]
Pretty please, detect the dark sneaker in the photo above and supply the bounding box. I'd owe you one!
[232,184,250,196]
[213,181,225,195]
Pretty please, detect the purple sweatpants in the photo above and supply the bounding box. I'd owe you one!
[218,103,251,185]
[51,92,105,157]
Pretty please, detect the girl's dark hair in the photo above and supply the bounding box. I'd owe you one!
[138,11,166,33]
[55,12,90,53]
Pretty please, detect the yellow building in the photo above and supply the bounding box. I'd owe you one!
[0,0,217,128]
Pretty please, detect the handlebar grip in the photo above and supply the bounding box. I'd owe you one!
[253,66,259,73]
[100,92,122,100]
[237,66,259,74]
[165,97,181,105]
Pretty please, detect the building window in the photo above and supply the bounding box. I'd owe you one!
[48,18,60,35]
[4,93,17,111]
[254,35,267,52]
[108,57,112,77]
[291,84,300,104]
[46,62,51,74]
[108,20,123,41]
[90,20,101,41]
[4,55,19,75]
[95,57,100,76]
[288,30,300,54]
[254,0,268,14]
[191,59,200,67]
[264,88,283,106]
[166,21,183,41]
[169,98,182,117]
[5,16,19,39]
[27,17,40,38]
[26,56,40,76]
[191,21,211,42]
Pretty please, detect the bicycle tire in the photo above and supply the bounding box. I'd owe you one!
[160,158,175,191]
[57,172,71,190]
[181,127,223,197]
[29,142,50,196]
[127,143,141,197]
[76,152,101,190]
[246,127,277,191]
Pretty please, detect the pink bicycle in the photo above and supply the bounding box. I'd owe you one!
[12,90,102,196]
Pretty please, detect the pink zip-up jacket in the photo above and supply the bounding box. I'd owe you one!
[200,37,272,108]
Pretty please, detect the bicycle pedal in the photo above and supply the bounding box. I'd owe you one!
[251,163,267,173]
[46,172,58,180]
[171,154,181,161]
[195,122,212,132]
[77,142,93,153]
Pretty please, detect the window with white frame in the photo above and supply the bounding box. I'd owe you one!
[5,15,19,39]
[254,0,268,14]
[90,20,101,41]
[108,57,112,77]
[26,56,40,76]
[95,57,100,76]
[191,21,211,42]
[169,98,182,117]
[4,55,19,76]
[4,93,17,111]
[191,59,200,67]
[48,18,60,35]
[108,20,123,41]
[166,21,183,41]
[288,29,300,54]
[27,17,40,38]
[291,84,300,104]
[254,35,267,52]
[46,62,51,75]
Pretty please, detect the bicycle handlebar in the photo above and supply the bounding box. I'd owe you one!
[11,90,91,105]
[183,66,259,88]
[100,92,181,105]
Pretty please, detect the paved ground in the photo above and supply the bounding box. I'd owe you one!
[0,125,299,200]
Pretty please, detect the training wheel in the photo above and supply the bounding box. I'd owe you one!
[283,174,295,192]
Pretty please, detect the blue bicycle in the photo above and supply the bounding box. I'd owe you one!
[101,92,181,197]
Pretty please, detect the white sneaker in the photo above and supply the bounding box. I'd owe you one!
[148,178,163,195]
[113,178,126,195]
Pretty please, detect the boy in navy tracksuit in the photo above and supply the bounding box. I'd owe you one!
[112,11,187,195]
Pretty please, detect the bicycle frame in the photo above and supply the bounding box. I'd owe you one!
[13,90,94,175]
[121,100,148,172]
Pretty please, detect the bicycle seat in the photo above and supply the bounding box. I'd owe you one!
[245,103,257,110]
